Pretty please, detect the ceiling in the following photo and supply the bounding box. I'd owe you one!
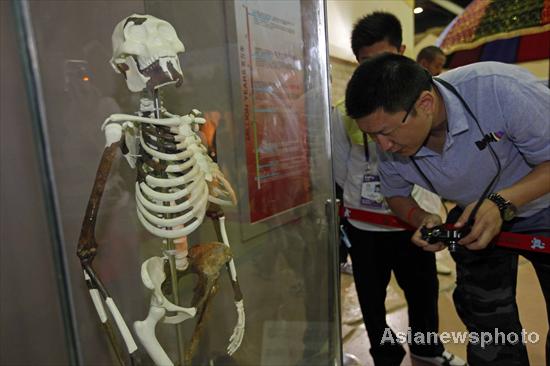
[414,0,473,34]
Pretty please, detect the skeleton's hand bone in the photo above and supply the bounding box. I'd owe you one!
[227,300,245,355]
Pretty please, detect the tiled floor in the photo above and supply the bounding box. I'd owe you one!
[341,252,548,366]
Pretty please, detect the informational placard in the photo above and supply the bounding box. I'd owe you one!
[235,0,312,223]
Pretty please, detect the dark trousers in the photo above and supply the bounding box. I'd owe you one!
[345,220,444,365]
[452,248,550,366]
[449,206,550,366]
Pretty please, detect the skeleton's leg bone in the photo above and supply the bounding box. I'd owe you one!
[181,243,231,363]
[135,257,196,366]
[134,306,173,366]
[185,276,218,366]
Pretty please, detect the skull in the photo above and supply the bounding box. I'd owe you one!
[111,14,185,92]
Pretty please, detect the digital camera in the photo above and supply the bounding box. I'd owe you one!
[420,224,470,252]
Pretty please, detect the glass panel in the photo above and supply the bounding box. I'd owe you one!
[22,0,339,364]
[0,2,71,364]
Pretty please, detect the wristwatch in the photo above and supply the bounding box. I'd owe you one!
[487,193,517,221]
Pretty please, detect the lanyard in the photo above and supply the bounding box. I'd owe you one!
[363,133,369,162]
[412,78,502,226]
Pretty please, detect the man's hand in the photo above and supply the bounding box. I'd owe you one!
[455,199,502,250]
[412,213,445,252]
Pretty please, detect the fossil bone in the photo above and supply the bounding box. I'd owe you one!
[77,14,244,366]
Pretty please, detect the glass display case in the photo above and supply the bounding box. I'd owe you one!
[2,1,340,365]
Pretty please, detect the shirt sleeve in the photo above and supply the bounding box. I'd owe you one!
[378,150,414,198]
[331,107,351,189]
[497,70,550,165]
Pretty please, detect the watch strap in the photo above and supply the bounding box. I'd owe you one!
[487,193,516,221]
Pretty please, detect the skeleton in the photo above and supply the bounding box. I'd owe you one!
[77,14,244,366]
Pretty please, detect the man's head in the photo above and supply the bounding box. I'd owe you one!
[351,12,405,62]
[416,46,446,76]
[345,53,437,156]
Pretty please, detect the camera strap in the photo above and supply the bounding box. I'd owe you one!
[340,206,548,253]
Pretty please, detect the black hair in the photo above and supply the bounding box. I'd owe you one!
[351,12,402,58]
[345,53,433,119]
[416,46,446,63]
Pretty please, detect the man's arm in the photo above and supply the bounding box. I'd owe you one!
[455,161,550,250]
[455,70,550,250]
[387,195,446,251]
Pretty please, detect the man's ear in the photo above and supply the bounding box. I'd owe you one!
[399,44,406,55]
[417,91,435,115]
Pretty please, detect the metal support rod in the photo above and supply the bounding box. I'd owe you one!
[153,88,186,366]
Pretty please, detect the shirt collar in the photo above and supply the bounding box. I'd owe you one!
[414,79,470,157]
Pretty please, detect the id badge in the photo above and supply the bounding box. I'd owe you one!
[360,173,384,208]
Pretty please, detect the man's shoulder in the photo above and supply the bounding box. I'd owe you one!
[441,62,536,85]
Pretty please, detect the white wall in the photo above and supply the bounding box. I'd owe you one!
[327,0,415,63]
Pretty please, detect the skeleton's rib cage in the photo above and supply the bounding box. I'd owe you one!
[106,100,216,240]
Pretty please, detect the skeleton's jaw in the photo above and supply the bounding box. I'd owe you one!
[139,56,183,91]
[115,55,183,92]
[118,56,150,92]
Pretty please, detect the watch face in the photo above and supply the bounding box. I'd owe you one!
[503,206,516,221]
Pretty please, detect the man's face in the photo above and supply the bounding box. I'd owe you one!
[355,99,433,157]
[355,40,431,156]
[422,54,446,76]
[356,40,404,63]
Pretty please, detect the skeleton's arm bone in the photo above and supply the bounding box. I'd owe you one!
[77,139,121,265]
[76,131,141,360]
[105,298,138,354]
[105,123,123,147]
[219,216,238,282]
[84,270,108,322]
[216,215,245,355]
[84,265,138,356]
[83,270,128,363]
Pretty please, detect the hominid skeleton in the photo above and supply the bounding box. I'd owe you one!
[76,14,244,366]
